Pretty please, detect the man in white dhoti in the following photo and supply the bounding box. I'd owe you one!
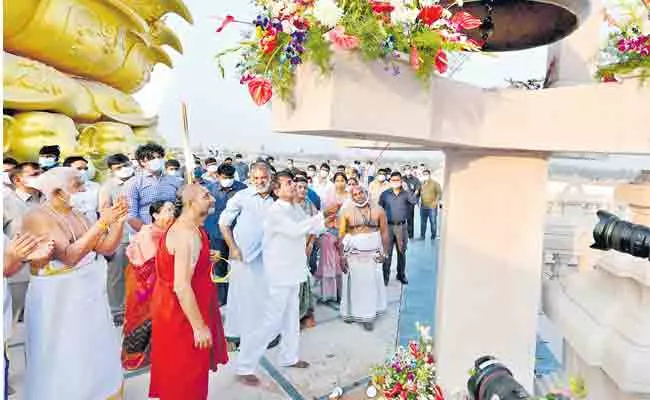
[219,162,275,348]
[20,167,128,400]
[236,170,325,386]
[339,185,390,331]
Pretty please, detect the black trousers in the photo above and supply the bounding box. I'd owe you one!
[406,205,415,239]
[382,226,407,285]
[210,238,230,307]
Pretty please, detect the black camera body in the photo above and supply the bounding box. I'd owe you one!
[591,210,650,260]
[467,356,530,400]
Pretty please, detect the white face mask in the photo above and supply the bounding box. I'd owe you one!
[377,175,386,182]
[166,169,179,177]
[391,182,402,190]
[319,170,329,178]
[307,170,316,177]
[221,178,234,188]
[208,207,216,214]
[79,169,90,182]
[24,176,39,188]
[115,166,134,180]
[147,158,164,172]
[39,157,56,168]
[422,175,430,181]
[206,165,219,173]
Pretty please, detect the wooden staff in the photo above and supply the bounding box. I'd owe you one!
[181,102,193,184]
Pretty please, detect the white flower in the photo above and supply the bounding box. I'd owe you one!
[419,0,440,6]
[455,0,464,6]
[312,0,343,28]
[392,3,419,25]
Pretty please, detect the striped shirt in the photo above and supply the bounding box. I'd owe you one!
[124,172,182,225]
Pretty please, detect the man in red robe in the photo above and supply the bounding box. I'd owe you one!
[150,184,228,400]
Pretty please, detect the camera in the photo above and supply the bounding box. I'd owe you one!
[467,356,530,400]
[591,210,650,260]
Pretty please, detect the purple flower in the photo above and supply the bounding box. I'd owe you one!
[290,56,302,65]
[407,372,415,381]
[271,18,283,31]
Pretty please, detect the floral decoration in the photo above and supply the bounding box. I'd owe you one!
[216,0,483,106]
[369,323,444,400]
[596,2,650,82]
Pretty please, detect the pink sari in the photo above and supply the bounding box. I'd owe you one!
[315,190,347,301]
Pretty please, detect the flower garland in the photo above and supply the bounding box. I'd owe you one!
[596,2,650,82]
[216,0,483,106]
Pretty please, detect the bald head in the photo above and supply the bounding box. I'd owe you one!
[180,184,215,219]
[181,184,207,205]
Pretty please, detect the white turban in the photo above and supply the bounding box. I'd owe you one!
[31,167,82,200]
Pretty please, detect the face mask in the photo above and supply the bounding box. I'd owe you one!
[115,166,134,180]
[79,170,90,182]
[391,182,402,190]
[221,178,234,188]
[422,175,430,181]
[23,176,39,188]
[377,175,386,182]
[404,170,412,176]
[70,192,85,210]
[353,199,369,208]
[166,169,179,177]
[147,158,164,172]
[319,170,329,178]
[131,159,139,168]
[206,165,219,173]
[208,207,216,214]
[307,170,315,177]
[39,157,56,168]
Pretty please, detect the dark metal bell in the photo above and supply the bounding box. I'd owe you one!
[447,0,582,52]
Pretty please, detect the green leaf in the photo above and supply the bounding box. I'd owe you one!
[412,30,443,49]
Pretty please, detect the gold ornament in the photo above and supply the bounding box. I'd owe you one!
[78,121,137,170]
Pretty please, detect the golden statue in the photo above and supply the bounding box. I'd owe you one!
[3,0,192,164]
[3,112,80,162]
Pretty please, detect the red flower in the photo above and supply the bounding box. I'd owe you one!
[451,11,482,30]
[467,38,485,48]
[427,354,435,364]
[260,32,278,55]
[418,5,444,25]
[410,46,421,69]
[435,49,448,74]
[602,74,618,83]
[408,341,420,357]
[247,77,272,106]
[216,15,235,33]
[370,0,394,14]
[293,17,309,30]
[384,383,403,399]
[434,384,445,400]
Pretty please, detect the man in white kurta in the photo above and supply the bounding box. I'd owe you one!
[219,163,275,343]
[236,171,324,385]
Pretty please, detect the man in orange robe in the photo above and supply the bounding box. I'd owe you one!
[149,184,228,399]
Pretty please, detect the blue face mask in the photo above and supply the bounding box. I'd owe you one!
[39,157,56,168]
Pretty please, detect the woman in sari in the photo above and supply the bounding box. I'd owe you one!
[122,200,176,370]
[21,167,127,400]
[315,172,349,303]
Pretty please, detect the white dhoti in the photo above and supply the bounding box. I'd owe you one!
[236,284,300,375]
[340,232,387,322]
[25,256,122,400]
[224,256,268,338]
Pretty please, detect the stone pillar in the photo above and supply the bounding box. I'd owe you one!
[434,150,549,393]
[615,171,650,225]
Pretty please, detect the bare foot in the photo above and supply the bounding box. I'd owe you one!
[237,374,261,386]
[287,360,310,369]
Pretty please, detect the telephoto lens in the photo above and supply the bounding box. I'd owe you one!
[467,356,531,400]
[591,210,650,260]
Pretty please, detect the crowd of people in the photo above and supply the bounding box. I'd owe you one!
[2,143,442,399]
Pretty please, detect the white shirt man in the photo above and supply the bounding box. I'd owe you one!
[219,163,275,342]
[236,171,324,385]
